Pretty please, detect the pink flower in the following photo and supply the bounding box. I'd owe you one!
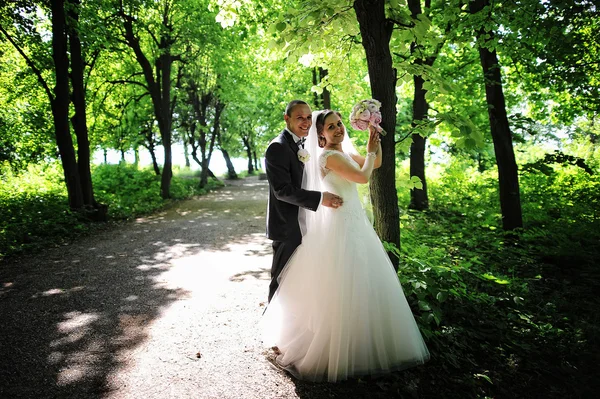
[351,119,370,131]
[349,99,386,135]
[369,111,382,125]
[358,110,371,120]
[366,102,379,113]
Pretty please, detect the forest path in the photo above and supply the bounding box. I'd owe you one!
[0,176,401,399]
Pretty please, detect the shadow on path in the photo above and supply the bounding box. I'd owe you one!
[0,228,189,397]
[0,176,419,399]
[0,177,271,398]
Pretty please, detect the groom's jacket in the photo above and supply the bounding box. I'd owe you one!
[265,130,321,242]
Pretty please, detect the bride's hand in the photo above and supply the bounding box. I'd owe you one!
[367,125,380,154]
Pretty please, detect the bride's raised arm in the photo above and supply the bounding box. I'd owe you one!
[349,125,382,169]
[326,127,381,184]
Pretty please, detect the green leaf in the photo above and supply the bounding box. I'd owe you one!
[275,21,287,32]
[418,300,431,311]
[474,373,493,384]
[436,291,449,302]
[409,175,423,190]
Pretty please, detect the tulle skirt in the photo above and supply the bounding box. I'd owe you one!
[262,206,430,382]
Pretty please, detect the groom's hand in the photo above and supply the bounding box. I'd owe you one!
[322,192,343,209]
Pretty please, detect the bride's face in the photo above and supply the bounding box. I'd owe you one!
[322,113,345,146]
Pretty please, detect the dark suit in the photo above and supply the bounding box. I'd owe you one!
[265,130,321,302]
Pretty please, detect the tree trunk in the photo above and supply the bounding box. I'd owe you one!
[200,100,223,187]
[149,148,161,175]
[158,47,173,198]
[217,128,237,180]
[200,145,209,187]
[312,67,331,110]
[471,0,523,230]
[190,147,202,169]
[247,153,254,174]
[312,68,319,109]
[68,1,108,221]
[103,148,108,164]
[67,0,98,214]
[196,93,212,187]
[144,131,161,176]
[407,0,432,211]
[133,147,140,166]
[253,150,259,171]
[242,136,254,174]
[51,0,84,210]
[408,74,429,210]
[121,5,174,199]
[188,122,203,170]
[320,68,331,109]
[183,142,191,167]
[354,0,400,269]
[221,147,238,179]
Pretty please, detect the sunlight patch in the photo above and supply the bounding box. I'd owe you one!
[57,311,100,333]
[56,338,103,386]
[42,288,65,296]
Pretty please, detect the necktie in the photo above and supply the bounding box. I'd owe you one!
[297,137,306,148]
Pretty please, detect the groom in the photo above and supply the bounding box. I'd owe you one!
[265,100,343,302]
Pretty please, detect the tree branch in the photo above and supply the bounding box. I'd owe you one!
[395,130,414,144]
[108,79,150,91]
[170,65,183,116]
[134,92,151,103]
[143,24,160,47]
[84,48,102,93]
[388,18,413,28]
[0,25,54,102]
[119,5,158,97]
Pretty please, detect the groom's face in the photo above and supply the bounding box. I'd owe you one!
[284,104,312,137]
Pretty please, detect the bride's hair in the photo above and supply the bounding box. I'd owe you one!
[315,110,342,148]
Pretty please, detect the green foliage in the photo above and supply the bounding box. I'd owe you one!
[0,163,221,259]
[392,157,599,397]
[93,164,165,219]
[93,163,223,219]
[0,164,81,258]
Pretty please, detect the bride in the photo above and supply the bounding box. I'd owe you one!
[262,109,430,382]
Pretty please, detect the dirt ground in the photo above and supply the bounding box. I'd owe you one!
[0,176,416,399]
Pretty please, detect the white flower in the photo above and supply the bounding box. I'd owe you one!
[297,148,310,163]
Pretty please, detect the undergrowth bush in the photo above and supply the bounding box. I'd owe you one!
[393,159,599,397]
[0,163,223,258]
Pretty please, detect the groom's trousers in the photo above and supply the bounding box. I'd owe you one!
[269,237,302,303]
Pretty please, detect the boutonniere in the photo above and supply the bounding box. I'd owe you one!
[297,148,310,163]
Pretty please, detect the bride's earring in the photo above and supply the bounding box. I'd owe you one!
[318,136,326,148]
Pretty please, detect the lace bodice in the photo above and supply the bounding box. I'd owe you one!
[318,150,365,219]
[319,150,359,176]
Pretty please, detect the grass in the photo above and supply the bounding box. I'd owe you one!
[390,160,600,398]
[0,162,223,259]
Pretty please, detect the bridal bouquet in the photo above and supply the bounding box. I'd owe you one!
[350,99,386,135]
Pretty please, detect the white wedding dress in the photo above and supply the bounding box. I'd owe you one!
[262,149,430,382]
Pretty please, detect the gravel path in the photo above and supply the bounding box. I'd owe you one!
[0,176,414,399]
